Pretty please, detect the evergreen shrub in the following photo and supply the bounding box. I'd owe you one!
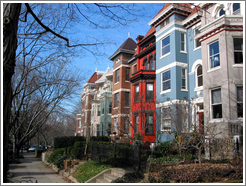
[54,136,86,149]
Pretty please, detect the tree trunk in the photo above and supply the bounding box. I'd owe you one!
[3,3,21,183]
[198,147,202,167]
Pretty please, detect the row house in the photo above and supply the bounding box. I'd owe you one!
[109,36,136,142]
[148,3,243,158]
[76,71,103,138]
[129,26,157,146]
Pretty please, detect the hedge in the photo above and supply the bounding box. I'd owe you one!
[54,136,86,149]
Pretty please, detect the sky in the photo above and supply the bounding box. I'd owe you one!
[72,3,165,75]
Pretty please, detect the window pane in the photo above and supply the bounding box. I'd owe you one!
[209,41,219,56]
[198,76,203,87]
[234,52,243,64]
[147,84,153,91]
[210,54,220,68]
[163,70,170,80]
[233,3,240,11]
[237,103,243,118]
[213,104,222,118]
[219,9,225,16]
[197,65,202,75]
[237,87,243,102]
[181,33,184,42]
[234,38,243,50]
[212,89,221,104]
[162,36,170,46]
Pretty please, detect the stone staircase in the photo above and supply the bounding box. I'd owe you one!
[86,168,133,183]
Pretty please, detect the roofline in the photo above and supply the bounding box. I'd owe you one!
[182,11,202,26]
[109,49,136,60]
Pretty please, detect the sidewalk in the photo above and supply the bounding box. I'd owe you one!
[8,151,68,183]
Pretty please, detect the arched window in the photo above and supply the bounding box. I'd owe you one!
[149,56,155,70]
[196,65,203,87]
[145,61,149,70]
[219,9,225,16]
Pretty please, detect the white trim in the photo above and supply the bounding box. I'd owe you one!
[148,4,173,26]
[207,66,221,73]
[156,27,187,42]
[112,114,130,118]
[113,88,130,94]
[156,61,188,74]
[191,59,202,73]
[180,32,187,53]
[160,89,171,95]
[156,99,189,108]
[155,19,183,36]
[113,64,130,72]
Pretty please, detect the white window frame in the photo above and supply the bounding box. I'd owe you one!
[181,68,187,91]
[161,107,171,132]
[196,65,203,88]
[161,69,171,94]
[78,120,82,128]
[233,37,243,65]
[211,88,222,120]
[115,69,120,83]
[237,86,243,118]
[180,32,186,53]
[161,35,170,57]
[208,40,220,69]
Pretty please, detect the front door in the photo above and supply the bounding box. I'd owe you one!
[199,112,204,134]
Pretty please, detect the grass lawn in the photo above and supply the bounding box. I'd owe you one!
[72,160,112,183]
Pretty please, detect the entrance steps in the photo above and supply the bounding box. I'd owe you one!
[86,168,133,183]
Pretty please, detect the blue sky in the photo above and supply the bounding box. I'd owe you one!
[72,3,165,75]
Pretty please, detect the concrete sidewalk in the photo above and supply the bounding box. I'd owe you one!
[8,152,68,183]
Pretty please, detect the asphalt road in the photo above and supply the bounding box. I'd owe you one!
[8,151,68,183]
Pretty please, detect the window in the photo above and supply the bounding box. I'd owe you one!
[233,3,240,15]
[237,86,243,118]
[124,117,129,134]
[194,28,201,48]
[91,105,94,117]
[78,120,81,128]
[146,83,154,101]
[85,112,87,122]
[135,85,139,103]
[144,59,148,70]
[101,123,104,136]
[219,9,225,16]
[109,102,112,114]
[134,115,139,134]
[197,65,203,87]
[209,41,220,68]
[113,118,118,134]
[97,105,101,116]
[150,56,155,70]
[161,35,170,56]
[134,65,137,73]
[85,96,88,105]
[126,67,130,81]
[115,69,120,83]
[181,68,187,90]
[107,124,111,135]
[180,33,186,52]
[125,92,130,107]
[102,102,105,115]
[233,38,243,64]
[211,88,222,119]
[161,107,171,131]
[162,70,171,91]
[97,124,100,136]
[145,113,154,134]
[160,17,170,29]
[114,93,119,107]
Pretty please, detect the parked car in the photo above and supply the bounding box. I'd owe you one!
[28,145,37,152]
[23,145,29,150]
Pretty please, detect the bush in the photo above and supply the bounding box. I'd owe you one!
[48,148,66,163]
[70,147,84,159]
[90,136,110,142]
[54,154,67,169]
[73,160,112,183]
[54,136,86,149]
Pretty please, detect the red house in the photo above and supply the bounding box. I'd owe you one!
[129,26,156,146]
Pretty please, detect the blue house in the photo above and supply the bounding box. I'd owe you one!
[148,3,203,142]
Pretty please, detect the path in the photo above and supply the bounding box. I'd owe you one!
[8,151,68,183]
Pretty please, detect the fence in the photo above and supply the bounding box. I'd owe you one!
[91,142,146,171]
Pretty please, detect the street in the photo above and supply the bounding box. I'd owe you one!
[8,151,68,183]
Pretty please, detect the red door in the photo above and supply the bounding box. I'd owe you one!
[199,112,204,134]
